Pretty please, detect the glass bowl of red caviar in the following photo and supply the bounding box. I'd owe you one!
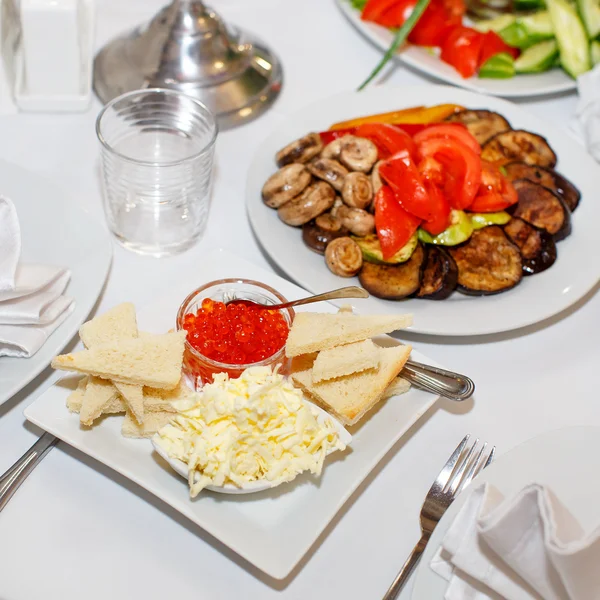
[176,279,294,388]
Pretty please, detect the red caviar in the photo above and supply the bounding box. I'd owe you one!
[182,298,289,365]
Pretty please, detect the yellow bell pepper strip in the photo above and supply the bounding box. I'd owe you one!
[328,104,465,130]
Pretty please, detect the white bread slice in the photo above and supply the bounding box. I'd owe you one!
[381,377,411,401]
[79,376,121,426]
[66,377,89,413]
[285,313,413,357]
[121,410,173,438]
[114,382,144,423]
[143,378,193,413]
[312,339,380,382]
[79,303,138,348]
[52,331,186,390]
[291,343,412,426]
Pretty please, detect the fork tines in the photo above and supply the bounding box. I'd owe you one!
[442,435,495,497]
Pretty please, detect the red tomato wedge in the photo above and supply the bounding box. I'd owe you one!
[470,162,518,212]
[479,31,519,66]
[417,137,482,210]
[361,0,403,22]
[440,26,485,79]
[413,123,480,154]
[378,0,417,27]
[421,180,452,234]
[354,123,417,159]
[374,186,422,260]
[379,156,433,220]
[408,0,461,46]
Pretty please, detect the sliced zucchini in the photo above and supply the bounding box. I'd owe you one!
[418,210,473,246]
[547,0,591,77]
[515,40,560,73]
[470,211,512,229]
[504,217,557,275]
[445,109,512,145]
[358,243,426,300]
[479,52,515,79]
[416,247,458,300]
[576,0,600,39]
[353,233,418,265]
[450,226,523,295]
[481,130,557,168]
[472,14,516,33]
[591,40,600,66]
[511,179,572,241]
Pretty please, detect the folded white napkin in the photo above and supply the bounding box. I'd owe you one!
[574,65,600,162]
[431,483,600,600]
[0,195,74,357]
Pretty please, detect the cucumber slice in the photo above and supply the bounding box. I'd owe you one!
[547,0,591,77]
[473,14,516,33]
[353,233,418,264]
[418,211,473,247]
[470,212,512,230]
[515,39,560,73]
[592,40,600,65]
[479,52,515,79]
[576,0,600,38]
[499,12,554,49]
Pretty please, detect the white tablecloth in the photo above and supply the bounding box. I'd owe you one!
[0,1,597,599]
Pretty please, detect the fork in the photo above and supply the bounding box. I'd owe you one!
[381,435,495,600]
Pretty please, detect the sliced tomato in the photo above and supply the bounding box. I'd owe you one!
[377,0,417,27]
[374,186,422,260]
[408,0,461,47]
[469,161,518,212]
[417,156,445,186]
[379,156,433,220]
[479,31,519,66]
[413,123,480,155]
[417,137,482,210]
[442,0,466,17]
[421,181,452,234]
[440,26,485,79]
[355,123,417,159]
[361,0,403,22]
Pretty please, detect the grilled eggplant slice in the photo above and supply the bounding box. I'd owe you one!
[450,226,522,295]
[503,162,581,212]
[511,179,571,241]
[445,109,511,145]
[482,130,557,168]
[358,243,425,300]
[416,246,458,300]
[504,217,557,275]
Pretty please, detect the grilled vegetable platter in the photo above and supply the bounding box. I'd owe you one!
[260,104,580,301]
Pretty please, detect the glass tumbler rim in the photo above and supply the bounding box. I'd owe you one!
[95,88,218,168]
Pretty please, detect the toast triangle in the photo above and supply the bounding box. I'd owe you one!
[79,303,138,348]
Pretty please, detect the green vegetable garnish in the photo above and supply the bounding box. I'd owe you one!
[358,0,432,91]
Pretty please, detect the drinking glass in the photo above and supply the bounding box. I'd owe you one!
[96,88,217,256]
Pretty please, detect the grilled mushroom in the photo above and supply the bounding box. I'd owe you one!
[262,164,312,208]
[322,135,378,172]
[276,133,323,167]
[307,157,349,191]
[277,181,336,226]
[302,214,347,255]
[316,212,344,232]
[336,205,375,236]
[371,160,384,194]
[342,172,373,209]
[325,237,363,277]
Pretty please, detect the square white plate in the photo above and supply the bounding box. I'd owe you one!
[24,248,440,579]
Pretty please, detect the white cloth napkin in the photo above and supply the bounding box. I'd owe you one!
[0,195,74,357]
[574,66,600,161]
[431,483,600,600]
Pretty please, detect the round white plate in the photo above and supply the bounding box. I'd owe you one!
[0,160,112,405]
[246,85,600,336]
[411,426,600,598]
[336,0,577,98]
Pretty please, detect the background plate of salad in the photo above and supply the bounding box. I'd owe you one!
[336,0,589,97]
[246,85,600,336]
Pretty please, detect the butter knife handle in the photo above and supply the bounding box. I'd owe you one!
[0,433,57,512]
[402,360,475,402]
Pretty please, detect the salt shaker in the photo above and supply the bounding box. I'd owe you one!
[20,0,81,96]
